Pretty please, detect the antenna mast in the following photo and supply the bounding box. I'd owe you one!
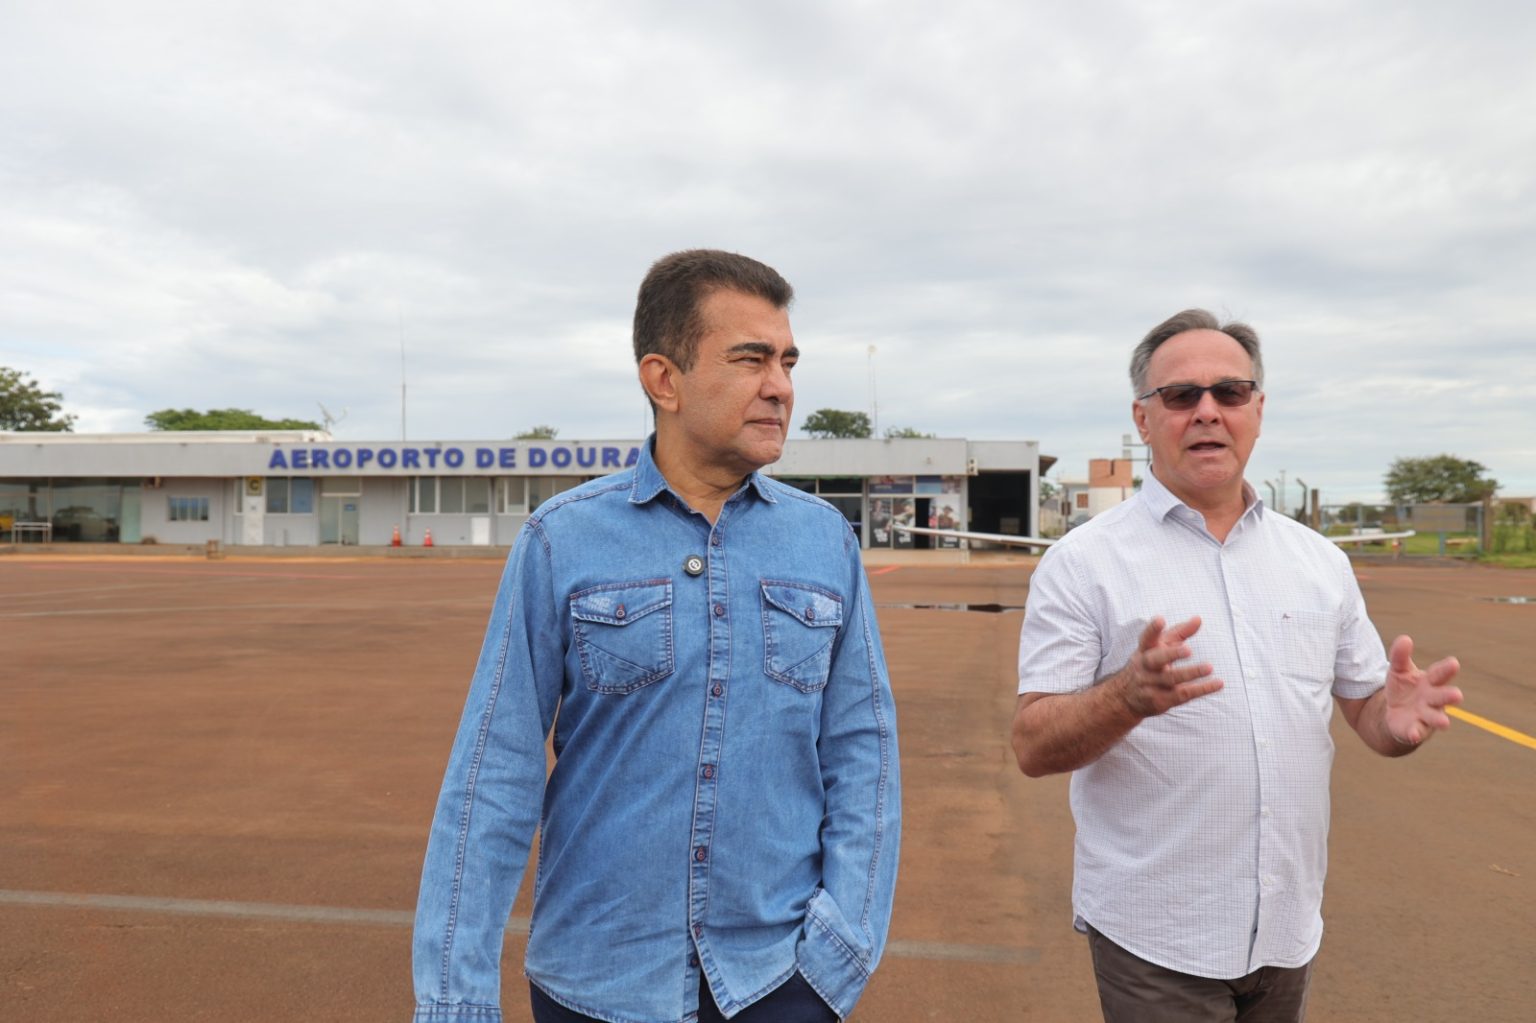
[316,401,348,435]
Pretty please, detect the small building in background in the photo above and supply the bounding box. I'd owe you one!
[1056,457,1136,529]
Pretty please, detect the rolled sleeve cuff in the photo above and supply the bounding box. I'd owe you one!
[1331,678,1384,701]
[796,910,871,1020]
[412,1004,502,1023]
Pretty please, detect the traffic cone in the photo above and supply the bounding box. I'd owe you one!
[423,527,434,548]
[391,524,402,547]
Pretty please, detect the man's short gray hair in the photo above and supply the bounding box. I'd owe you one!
[1129,309,1264,396]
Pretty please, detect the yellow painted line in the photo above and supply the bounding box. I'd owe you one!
[1448,706,1536,750]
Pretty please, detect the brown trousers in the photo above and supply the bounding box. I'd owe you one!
[1087,925,1314,1023]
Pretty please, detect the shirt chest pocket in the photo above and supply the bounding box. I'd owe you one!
[761,581,843,693]
[570,580,675,695]
[1265,609,1342,691]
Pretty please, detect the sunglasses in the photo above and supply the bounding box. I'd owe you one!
[1136,380,1258,411]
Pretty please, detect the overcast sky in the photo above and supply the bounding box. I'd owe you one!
[3,1,1532,504]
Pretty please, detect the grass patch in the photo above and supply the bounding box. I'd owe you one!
[1330,532,1480,556]
[1479,552,1536,570]
[1401,532,1479,556]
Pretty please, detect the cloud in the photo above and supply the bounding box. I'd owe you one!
[2,0,1532,499]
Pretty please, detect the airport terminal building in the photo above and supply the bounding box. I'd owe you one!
[0,432,1047,550]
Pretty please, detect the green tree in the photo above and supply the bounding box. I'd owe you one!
[883,426,936,439]
[1497,500,1530,523]
[1384,455,1499,504]
[145,408,322,431]
[801,409,872,439]
[514,425,559,439]
[0,366,75,431]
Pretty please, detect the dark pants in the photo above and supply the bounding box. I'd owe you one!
[1087,925,1314,1023]
[530,971,836,1023]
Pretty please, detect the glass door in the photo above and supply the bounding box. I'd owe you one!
[318,478,362,545]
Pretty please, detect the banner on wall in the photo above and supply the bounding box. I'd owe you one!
[928,477,964,548]
[869,475,914,496]
[870,498,893,546]
[891,498,916,549]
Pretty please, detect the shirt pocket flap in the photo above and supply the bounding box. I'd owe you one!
[760,581,843,628]
[570,580,672,626]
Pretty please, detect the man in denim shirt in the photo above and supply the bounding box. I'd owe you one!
[412,250,901,1023]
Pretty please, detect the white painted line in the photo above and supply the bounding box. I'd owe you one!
[0,889,1038,964]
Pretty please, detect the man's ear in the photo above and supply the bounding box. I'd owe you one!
[1131,398,1150,443]
[639,354,682,414]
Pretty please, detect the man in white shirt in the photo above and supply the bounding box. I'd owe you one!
[1013,309,1463,1022]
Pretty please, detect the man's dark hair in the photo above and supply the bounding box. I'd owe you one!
[1129,308,1264,395]
[633,249,794,372]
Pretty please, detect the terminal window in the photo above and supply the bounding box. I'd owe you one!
[168,496,210,522]
[412,477,492,516]
[267,477,315,515]
[494,476,580,515]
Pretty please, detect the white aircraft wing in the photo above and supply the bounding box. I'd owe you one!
[898,525,1412,549]
[1327,529,1415,545]
[895,525,1056,549]
[897,525,1413,549]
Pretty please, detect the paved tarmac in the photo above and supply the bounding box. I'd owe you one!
[2,554,1531,1021]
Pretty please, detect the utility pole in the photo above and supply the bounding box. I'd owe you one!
[867,345,879,438]
[1120,434,1149,487]
[1265,470,1289,515]
[400,317,408,442]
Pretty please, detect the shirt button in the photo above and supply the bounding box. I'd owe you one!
[702,764,714,779]
[1262,806,1272,818]
[713,604,725,617]
[710,534,721,547]
[712,683,723,697]
[693,923,702,938]
[805,606,815,621]
[614,604,626,619]
[694,845,708,862]
[689,953,699,967]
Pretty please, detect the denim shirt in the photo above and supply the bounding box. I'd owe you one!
[412,441,901,1023]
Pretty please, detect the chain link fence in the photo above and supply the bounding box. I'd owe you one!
[1319,502,1485,557]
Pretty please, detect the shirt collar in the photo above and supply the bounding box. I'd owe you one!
[1140,466,1264,523]
[628,435,671,505]
[628,435,778,507]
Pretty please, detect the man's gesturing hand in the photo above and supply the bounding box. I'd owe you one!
[1114,616,1224,719]
[1383,635,1462,745]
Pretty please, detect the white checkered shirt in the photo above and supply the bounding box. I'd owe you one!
[1018,470,1388,978]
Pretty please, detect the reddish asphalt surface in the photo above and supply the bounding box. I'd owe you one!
[3,554,1532,1021]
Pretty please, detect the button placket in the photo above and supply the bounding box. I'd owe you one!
[687,507,733,968]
